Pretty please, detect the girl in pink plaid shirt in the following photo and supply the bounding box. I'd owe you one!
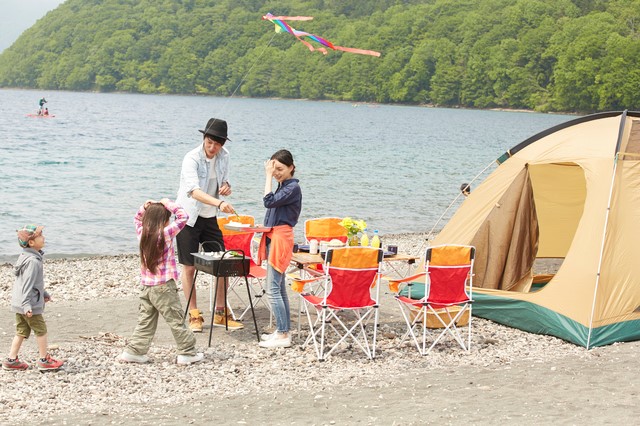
[117,198,204,365]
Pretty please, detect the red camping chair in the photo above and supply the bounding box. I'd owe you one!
[289,217,351,329]
[217,216,271,324]
[389,245,475,355]
[299,246,383,361]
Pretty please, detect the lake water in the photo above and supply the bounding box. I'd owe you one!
[0,89,574,261]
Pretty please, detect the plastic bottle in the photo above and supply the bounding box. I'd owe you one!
[360,230,369,247]
[371,230,381,249]
[309,239,319,254]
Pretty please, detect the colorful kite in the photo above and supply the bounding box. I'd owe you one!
[262,13,381,57]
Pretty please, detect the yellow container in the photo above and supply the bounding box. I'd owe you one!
[411,306,470,329]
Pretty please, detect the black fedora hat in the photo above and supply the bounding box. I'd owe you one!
[199,118,230,141]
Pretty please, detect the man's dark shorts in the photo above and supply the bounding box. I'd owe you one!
[176,216,225,266]
[15,313,48,338]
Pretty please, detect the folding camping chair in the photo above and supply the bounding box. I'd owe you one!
[388,244,475,355]
[299,216,349,283]
[217,215,272,325]
[287,217,351,337]
[304,217,349,244]
[299,246,383,361]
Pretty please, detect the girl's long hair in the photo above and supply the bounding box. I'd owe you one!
[139,203,171,274]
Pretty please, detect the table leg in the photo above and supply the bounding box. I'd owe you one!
[244,275,260,342]
[183,270,199,321]
[208,276,221,347]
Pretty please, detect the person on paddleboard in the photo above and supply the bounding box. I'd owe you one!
[38,97,47,115]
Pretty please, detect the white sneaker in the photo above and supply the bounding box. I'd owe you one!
[177,353,204,365]
[117,351,150,363]
[259,335,291,348]
[261,332,277,341]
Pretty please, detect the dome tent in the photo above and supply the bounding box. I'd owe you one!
[433,111,640,348]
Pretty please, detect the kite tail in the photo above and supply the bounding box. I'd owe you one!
[297,37,329,55]
[265,15,314,21]
[334,46,381,57]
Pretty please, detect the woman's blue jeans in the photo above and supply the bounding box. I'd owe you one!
[265,240,291,333]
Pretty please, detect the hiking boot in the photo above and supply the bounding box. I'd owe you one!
[258,334,291,348]
[2,357,29,371]
[37,354,64,371]
[176,353,204,365]
[213,313,244,330]
[189,309,204,333]
[117,351,150,364]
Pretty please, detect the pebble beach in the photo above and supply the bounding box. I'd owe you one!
[0,233,638,425]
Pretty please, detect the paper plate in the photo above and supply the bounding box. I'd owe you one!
[228,222,250,228]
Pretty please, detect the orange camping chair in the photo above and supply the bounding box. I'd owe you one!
[299,246,383,361]
[217,216,271,324]
[288,217,351,337]
[304,217,348,244]
[389,244,475,355]
[302,216,348,276]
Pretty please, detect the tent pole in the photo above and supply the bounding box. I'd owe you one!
[424,159,496,253]
[587,111,628,349]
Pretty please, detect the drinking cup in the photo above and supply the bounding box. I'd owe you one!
[319,241,329,254]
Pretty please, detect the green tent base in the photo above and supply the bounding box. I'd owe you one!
[473,292,640,348]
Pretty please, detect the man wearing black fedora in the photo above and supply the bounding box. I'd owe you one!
[176,118,243,332]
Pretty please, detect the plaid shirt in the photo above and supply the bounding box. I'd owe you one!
[134,200,188,286]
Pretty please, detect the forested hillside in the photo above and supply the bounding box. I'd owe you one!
[1,0,639,113]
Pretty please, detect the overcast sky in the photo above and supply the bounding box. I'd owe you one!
[0,0,67,52]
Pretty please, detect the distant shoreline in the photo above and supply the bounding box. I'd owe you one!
[0,87,585,115]
[0,231,432,265]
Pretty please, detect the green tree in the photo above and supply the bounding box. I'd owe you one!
[1,0,640,113]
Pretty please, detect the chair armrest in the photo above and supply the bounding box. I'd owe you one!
[387,272,426,293]
[287,273,324,293]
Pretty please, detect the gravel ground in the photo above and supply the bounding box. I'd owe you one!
[0,233,637,425]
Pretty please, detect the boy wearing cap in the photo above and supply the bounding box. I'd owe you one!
[176,118,243,332]
[3,225,64,371]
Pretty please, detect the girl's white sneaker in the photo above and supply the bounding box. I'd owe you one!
[177,353,204,365]
[117,351,150,363]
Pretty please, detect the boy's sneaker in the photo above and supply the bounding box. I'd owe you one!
[177,353,204,365]
[37,354,64,371]
[213,313,244,330]
[2,357,29,371]
[189,309,204,333]
[117,351,150,364]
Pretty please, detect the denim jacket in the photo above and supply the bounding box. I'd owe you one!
[176,143,230,227]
